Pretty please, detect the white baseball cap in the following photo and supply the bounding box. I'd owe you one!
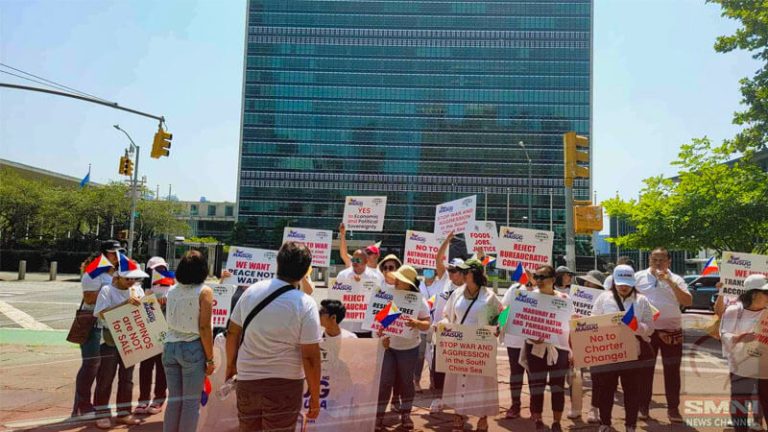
[447,258,464,269]
[612,264,636,287]
[744,274,768,291]
[146,257,168,270]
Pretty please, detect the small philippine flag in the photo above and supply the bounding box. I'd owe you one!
[85,255,113,278]
[427,294,436,312]
[375,301,402,329]
[481,255,496,267]
[152,269,175,286]
[621,304,639,331]
[118,253,139,273]
[701,257,718,276]
[512,263,529,285]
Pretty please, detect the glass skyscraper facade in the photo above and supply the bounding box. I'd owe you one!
[237,0,593,259]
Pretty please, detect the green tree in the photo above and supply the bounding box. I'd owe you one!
[709,0,768,153]
[604,138,768,255]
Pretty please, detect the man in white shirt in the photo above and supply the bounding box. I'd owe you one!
[333,249,382,338]
[634,247,692,423]
[226,242,322,432]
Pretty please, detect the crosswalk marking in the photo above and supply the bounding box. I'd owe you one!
[0,300,53,330]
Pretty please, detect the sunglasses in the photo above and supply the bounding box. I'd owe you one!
[533,274,553,281]
[351,258,364,264]
[382,265,397,271]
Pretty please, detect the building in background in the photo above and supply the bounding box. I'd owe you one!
[237,0,593,257]
[175,200,236,241]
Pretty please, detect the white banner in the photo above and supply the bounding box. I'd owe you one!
[327,276,380,323]
[403,230,447,269]
[210,284,235,328]
[505,291,572,342]
[283,227,333,268]
[362,289,424,339]
[435,323,498,377]
[342,196,387,232]
[103,294,168,368]
[496,226,554,271]
[465,221,499,255]
[569,285,605,317]
[223,246,278,286]
[720,251,768,296]
[570,313,639,368]
[434,195,477,238]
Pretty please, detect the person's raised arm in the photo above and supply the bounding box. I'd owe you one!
[301,343,322,419]
[199,286,215,375]
[338,223,351,268]
[435,231,454,279]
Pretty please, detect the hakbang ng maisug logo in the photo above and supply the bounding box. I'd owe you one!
[503,230,524,241]
[286,230,306,240]
[409,232,427,242]
[348,198,364,206]
[233,249,253,259]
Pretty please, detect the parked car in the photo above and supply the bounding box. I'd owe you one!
[681,274,720,312]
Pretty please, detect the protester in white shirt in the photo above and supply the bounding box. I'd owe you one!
[634,247,692,423]
[378,254,402,289]
[375,265,431,432]
[92,256,147,429]
[320,299,358,340]
[334,249,382,337]
[226,242,323,432]
[427,232,467,414]
[338,222,381,270]
[592,265,655,432]
[720,275,768,432]
[414,268,438,392]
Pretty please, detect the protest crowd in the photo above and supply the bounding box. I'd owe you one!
[67,195,768,432]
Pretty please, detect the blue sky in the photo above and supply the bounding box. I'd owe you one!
[0,0,759,205]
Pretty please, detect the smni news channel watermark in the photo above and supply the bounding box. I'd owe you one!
[682,396,764,430]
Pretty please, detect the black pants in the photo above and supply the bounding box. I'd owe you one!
[596,362,641,427]
[430,344,446,395]
[526,345,569,415]
[506,347,527,410]
[730,374,768,432]
[94,344,135,417]
[640,330,683,411]
[138,352,167,405]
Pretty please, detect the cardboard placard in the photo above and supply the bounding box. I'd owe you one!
[570,313,639,368]
[327,274,380,323]
[720,251,768,296]
[403,230,447,269]
[465,221,499,255]
[505,291,572,342]
[342,196,387,232]
[103,294,168,368]
[435,323,498,377]
[434,195,477,237]
[362,289,424,339]
[283,227,333,268]
[211,284,235,328]
[223,246,278,286]
[496,226,554,271]
[569,285,606,317]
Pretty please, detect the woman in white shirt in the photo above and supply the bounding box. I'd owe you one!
[592,265,655,432]
[375,265,431,432]
[441,258,502,432]
[162,251,214,432]
[720,275,768,432]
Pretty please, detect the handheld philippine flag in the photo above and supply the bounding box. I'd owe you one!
[621,304,639,331]
[427,294,436,312]
[701,257,718,276]
[650,303,661,321]
[200,376,211,406]
[374,301,402,329]
[511,263,529,285]
[152,269,175,286]
[481,255,496,267]
[85,255,113,278]
[497,306,511,330]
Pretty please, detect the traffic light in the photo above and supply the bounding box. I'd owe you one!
[563,131,590,187]
[118,155,127,175]
[122,156,134,177]
[151,126,172,159]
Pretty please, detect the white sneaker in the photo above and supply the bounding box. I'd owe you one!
[429,399,443,414]
[566,409,580,419]
[587,406,600,424]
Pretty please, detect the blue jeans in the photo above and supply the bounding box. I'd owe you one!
[162,340,206,432]
[72,325,102,416]
[377,346,419,418]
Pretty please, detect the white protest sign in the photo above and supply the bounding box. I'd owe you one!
[570,313,639,368]
[506,291,572,342]
[103,294,168,368]
[435,323,498,377]
[730,310,768,379]
[223,246,278,286]
[343,196,387,232]
[210,284,235,328]
[298,338,383,432]
[720,251,768,296]
[362,289,424,338]
[403,230,447,269]
[496,226,554,271]
[283,227,333,268]
[466,221,499,255]
[434,195,477,238]
[569,285,605,317]
[327,275,380,323]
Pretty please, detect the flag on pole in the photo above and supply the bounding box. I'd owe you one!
[84,254,113,278]
[79,169,90,188]
[497,305,511,330]
[701,257,718,276]
[621,304,639,331]
[511,262,529,285]
[374,301,402,329]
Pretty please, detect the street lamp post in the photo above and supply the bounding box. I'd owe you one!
[518,141,532,228]
[114,124,140,257]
